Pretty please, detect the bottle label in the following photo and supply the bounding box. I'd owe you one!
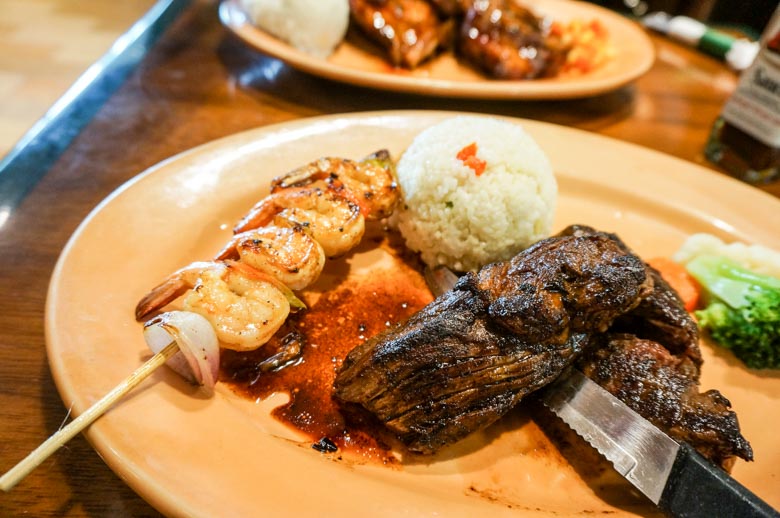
[721,22,780,147]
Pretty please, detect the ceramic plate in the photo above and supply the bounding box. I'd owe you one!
[218,0,655,100]
[46,112,779,517]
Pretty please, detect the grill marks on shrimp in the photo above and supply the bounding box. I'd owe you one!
[136,152,400,354]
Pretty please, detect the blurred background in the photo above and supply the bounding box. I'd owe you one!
[1,0,156,158]
[591,0,776,37]
[0,0,776,161]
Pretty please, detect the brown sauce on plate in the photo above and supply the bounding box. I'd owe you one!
[220,230,433,463]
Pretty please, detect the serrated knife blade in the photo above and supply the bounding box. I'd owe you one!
[540,368,778,517]
[541,368,678,504]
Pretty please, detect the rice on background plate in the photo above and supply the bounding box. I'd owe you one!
[395,116,558,272]
[239,0,349,58]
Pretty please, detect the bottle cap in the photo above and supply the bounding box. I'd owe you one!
[725,39,760,71]
[668,16,708,46]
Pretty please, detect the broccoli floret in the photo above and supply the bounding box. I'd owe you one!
[686,255,780,369]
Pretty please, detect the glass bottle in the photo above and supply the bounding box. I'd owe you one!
[704,7,780,184]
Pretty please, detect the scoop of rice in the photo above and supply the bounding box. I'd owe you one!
[240,0,348,58]
[395,116,557,272]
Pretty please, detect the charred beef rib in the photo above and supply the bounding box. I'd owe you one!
[333,224,753,468]
[334,227,652,453]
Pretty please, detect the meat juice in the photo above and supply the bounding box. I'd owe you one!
[220,231,433,463]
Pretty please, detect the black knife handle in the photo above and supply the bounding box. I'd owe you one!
[659,443,779,518]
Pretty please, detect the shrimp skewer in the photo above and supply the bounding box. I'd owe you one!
[215,225,326,291]
[232,185,365,258]
[270,151,399,221]
[137,151,400,355]
[60,152,401,481]
[135,260,303,352]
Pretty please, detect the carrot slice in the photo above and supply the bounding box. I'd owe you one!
[647,257,701,312]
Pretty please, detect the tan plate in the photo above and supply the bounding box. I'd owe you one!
[47,111,779,517]
[218,0,655,100]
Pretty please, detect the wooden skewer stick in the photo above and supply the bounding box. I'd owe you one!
[0,340,179,492]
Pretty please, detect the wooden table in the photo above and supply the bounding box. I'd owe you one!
[0,1,777,516]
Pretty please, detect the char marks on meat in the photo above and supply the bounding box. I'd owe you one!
[578,334,753,468]
[558,225,750,468]
[610,265,703,366]
[334,227,653,453]
[560,225,702,365]
[472,227,652,338]
[336,287,593,453]
[333,224,753,469]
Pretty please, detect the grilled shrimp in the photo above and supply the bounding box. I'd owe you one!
[233,185,365,258]
[135,260,303,351]
[215,225,326,291]
[270,151,399,221]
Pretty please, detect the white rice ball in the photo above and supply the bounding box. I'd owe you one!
[241,0,349,58]
[395,116,557,272]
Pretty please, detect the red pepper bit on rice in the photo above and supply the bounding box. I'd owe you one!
[457,142,487,176]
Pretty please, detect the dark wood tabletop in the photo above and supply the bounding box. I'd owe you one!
[0,1,778,516]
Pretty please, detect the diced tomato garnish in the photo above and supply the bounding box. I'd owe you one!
[457,142,487,176]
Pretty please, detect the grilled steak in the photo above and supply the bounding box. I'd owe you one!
[560,224,702,366]
[610,265,703,366]
[578,333,753,468]
[472,227,651,338]
[336,287,591,452]
[552,225,749,468]
[333,224,753,468]
[334,227,653,453]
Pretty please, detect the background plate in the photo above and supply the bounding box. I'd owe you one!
[219,0,655,99]
[46,111,779,517]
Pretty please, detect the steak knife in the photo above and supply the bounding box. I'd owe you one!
[423,266,778,517]
[540,369,778,517]
[539,369,780,518]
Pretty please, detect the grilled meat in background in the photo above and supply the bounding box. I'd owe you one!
[348,0,455,68]
[458,0,566,79]
[347,0,568,77]
[333,225,753,469]
[427,0,470,17]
